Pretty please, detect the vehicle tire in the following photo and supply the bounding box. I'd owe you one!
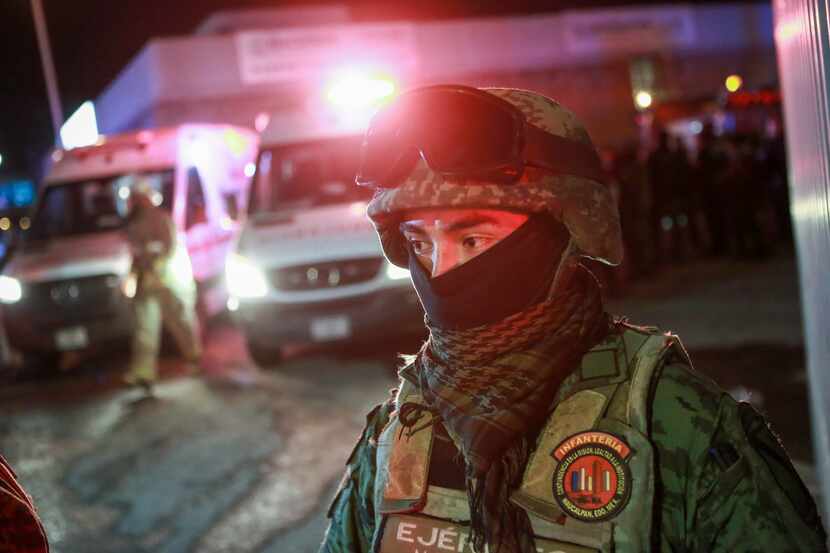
[245,338,283,369]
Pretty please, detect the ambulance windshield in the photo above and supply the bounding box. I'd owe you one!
[249,136,370,217]
[28,170,174,242]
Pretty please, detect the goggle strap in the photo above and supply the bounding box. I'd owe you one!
[523,124,608,184]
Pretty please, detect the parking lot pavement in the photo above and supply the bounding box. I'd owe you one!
[606,252,804,350]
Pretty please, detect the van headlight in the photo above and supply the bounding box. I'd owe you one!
[0,276,22,303]
[226,253,268,298]
[121,273,137,299]
[385,263,411,280]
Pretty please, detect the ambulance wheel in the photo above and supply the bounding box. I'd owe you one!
[246,338,283,369]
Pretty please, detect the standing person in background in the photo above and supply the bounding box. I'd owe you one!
[646,130,676,267]
[731,134,770,260]
[763,118,793,244]
[616,144,651,279]
[122,182,201,395]
[670,139,697,261]
[697,124,729,256]
[320,85,826,553]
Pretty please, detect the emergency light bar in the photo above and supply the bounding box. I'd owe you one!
[64,141,149,162]
[55,132,156,164]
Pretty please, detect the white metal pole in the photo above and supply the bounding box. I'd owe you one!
[773,0,830,526]
[30,0,63,148]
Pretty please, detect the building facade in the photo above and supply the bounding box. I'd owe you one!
[95,2,777,148]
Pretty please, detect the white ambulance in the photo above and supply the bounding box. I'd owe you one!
[226,105,424,367]
[0,124,258,365]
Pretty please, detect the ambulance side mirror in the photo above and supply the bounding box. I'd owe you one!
[224,194,240,221]
[185,167,209,229]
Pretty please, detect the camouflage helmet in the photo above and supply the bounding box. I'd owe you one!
[365,87,624,268]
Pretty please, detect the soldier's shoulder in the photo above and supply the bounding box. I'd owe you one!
[368,397,395,425]
[338,397,396,476]
[362,393,397,439]
[654,360,724,405]
[616,319,663,336]
[650,360,726,447]
[358,369,419,443]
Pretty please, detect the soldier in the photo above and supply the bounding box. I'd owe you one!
[0,454,49,552]
[122,181,201,395]
[320,85,827,552]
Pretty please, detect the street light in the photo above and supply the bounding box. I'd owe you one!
[0,153,3,168]
[725,74,743,93]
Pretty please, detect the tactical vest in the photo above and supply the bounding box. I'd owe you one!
[372,325,689,553]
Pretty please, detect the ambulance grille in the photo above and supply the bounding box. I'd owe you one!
[270,257,384,291]
[27,274,120,315]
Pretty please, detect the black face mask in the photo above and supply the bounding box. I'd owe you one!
[408,215,570,330]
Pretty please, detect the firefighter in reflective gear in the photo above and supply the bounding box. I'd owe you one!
[123,182,201,392]
[320,86,827,553]
[0,454,49,552]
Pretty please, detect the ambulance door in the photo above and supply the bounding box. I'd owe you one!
[183,167,212,285]
[183,166,232,316]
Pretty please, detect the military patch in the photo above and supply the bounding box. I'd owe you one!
[551,431,633,523]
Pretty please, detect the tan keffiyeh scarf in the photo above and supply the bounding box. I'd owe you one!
[405,265,608,553]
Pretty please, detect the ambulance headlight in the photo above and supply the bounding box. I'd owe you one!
[0,276,22,303]
[170,246,195,288]
[226,254,268,298]
[385,263,411,281]
[121,273,137,299]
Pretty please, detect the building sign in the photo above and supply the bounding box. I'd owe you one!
[562,7,696,56]
[235,23,417,85]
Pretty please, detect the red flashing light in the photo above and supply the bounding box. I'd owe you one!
[727,90,781,108]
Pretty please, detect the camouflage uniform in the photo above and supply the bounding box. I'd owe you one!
[0,455,48,552]
[322,341,827,552]
[321,88,827,552]
[124,199,201,384]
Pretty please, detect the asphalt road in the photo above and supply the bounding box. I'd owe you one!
[0,251,821,553]
[0,327,402,553]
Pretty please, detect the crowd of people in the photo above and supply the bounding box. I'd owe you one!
[598,122,792,292]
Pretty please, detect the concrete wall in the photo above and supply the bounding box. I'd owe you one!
[774,0,830,525]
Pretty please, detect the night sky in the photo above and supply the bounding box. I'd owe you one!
[0,0,765,177]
